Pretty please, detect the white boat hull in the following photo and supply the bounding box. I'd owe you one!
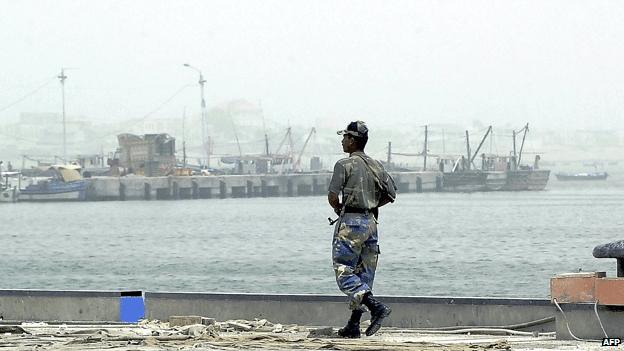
[20,190,83,201]
[0,187,18,203]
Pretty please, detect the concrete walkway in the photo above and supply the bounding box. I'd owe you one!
[0,319,608,350]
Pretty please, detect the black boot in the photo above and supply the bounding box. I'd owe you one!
[337,310,362,338]
[362,292,391,336]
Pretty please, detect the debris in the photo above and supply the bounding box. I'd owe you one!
[0,325,29,334]
[169,315,214,327]
[223,321,253,331]
[307,327,335,338]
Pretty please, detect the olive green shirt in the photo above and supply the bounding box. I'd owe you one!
[328,151,381,210]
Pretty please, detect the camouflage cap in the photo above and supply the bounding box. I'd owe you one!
[337,121,369,138]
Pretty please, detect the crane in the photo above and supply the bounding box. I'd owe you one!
[294,128,316,172]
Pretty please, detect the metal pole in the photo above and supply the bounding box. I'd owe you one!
[182,107,187,168]
[183,63,209,167]
[423,125,428,171]
[58,69,67,163]
[512,130,517,170]
[465,130,471,170]
[199,72,209,167]
[517,123,529,166]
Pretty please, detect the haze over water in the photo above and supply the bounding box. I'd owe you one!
[2,174,623,299]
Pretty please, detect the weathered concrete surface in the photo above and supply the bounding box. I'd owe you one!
[0,319,608,351]
[86,171,442,201]
[554,302,624,340]
[0,290,120,322]
[392,171,441,193]
[145,293,555,332]
[6,289,624,342]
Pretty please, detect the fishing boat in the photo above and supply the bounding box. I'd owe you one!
[504,168,551,191]
[0,187,18,202]
[500,124,550,191]
[20,165,87,201]
[0,171,20,203]
[555,172,608,181]
[442,169,487,192]
[440,126,507,192]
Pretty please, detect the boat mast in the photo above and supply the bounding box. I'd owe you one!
[260,103,269,156]
[228,110,243,158]
[465,130,471,170]
[58,69,67,163]
[386,141,392,168]
[423,125,428,171]
[470,126,492,165]
[294,128,316,171]
[512,129,517,170]
[517,123,529,166]
[182,107,187,168]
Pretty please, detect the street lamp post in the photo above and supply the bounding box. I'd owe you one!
[183,63,209,167]
[58,68,68,163]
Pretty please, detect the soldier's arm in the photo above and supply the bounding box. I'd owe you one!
[328,162,346,215]
[328,192,341,215]
[376,161,396,209]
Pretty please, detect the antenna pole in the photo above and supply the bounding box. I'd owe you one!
[423,125,428,171]
[182,107,187,168]
[58,69,68,163]
[465,130,471,170]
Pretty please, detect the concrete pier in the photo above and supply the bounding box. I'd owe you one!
[0,289,121,321]
[5,289,624,341]
[145,292,555,332]
[86,171,442,201]
[0,289,552,332]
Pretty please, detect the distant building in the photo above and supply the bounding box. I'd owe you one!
[117,133,176,176]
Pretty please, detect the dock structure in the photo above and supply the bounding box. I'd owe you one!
[86,171,442,201]
[1,289,622,347]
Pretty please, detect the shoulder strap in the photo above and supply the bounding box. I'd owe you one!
[355,155,384,186]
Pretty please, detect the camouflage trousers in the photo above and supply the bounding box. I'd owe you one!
[332,212,380,310]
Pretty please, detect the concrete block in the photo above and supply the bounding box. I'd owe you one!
[548,272,624,305]
[169,315,215,326]
[550,272,605,304]
[554,303,624,340]
[595,278,624,305]
[0,290,120,321]
[146,293,554,330]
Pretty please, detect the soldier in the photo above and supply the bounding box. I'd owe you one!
[328,121,395,338]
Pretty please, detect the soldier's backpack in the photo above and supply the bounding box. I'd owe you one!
[356,155,397,204]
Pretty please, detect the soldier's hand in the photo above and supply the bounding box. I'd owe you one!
[334,204,342,215]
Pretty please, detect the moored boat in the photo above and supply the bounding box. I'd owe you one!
[503,169,551,191]
[0,186,18,202]
[20,165,88,201]
[0,171,20,203]
[484,171,507,191]
[555,172,608,181]
[442,170,487,192]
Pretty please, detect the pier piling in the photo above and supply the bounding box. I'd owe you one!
[84,171,440,201]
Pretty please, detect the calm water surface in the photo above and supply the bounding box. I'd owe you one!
[2,174,623,298]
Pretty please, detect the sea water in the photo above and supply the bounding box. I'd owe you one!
[1,173,623,298]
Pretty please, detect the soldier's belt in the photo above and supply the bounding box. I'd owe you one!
[343,206,371,214]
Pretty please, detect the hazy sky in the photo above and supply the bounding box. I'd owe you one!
[1,0,623,132]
